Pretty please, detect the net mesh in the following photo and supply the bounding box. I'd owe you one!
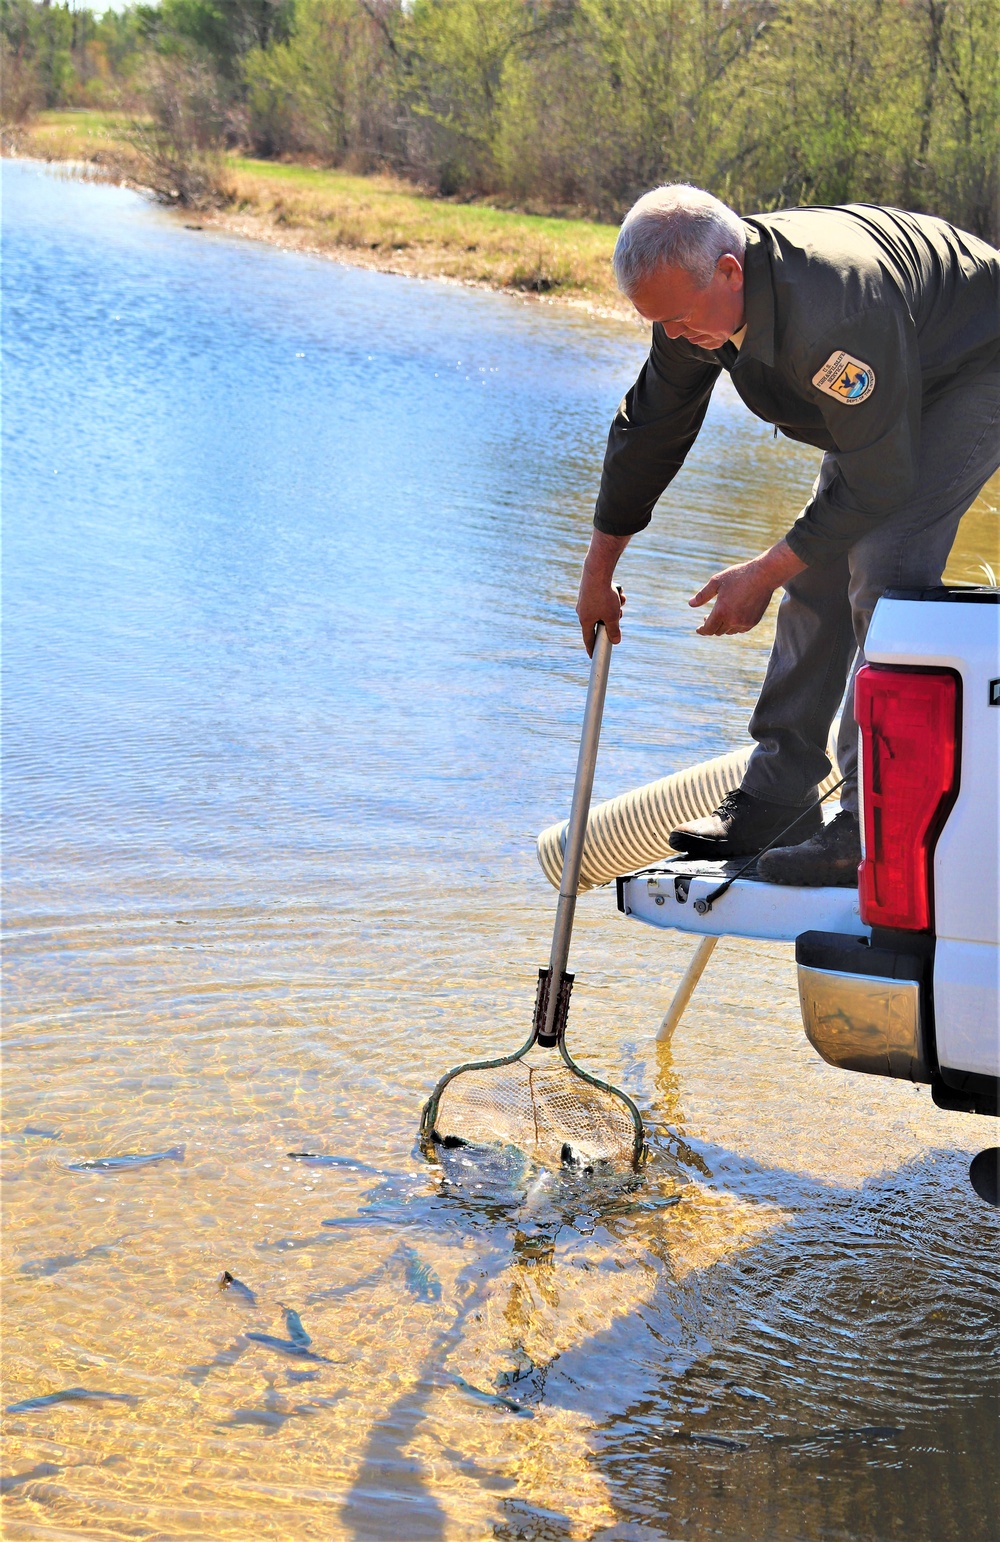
[428,1052,640,1169]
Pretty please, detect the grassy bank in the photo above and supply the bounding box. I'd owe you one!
[9,111,631,318]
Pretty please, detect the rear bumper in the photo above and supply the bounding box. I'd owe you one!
[795,932,930,1083]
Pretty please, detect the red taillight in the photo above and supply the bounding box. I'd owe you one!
[856,665,959,931]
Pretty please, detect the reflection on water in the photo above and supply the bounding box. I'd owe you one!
[3,160,999,1541]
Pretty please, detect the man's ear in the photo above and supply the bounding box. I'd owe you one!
[717,253,745,287]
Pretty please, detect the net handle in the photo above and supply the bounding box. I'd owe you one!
[542,622,613,1041]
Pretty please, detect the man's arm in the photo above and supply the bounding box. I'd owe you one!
[595,327,722,540]
[576,530,631,655]
[688,537,807,636]
[578,328,721,653]
[685,304,919,629]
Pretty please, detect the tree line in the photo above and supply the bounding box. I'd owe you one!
[3,0,998,240]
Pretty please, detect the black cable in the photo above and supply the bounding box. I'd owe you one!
[692,776,848,915]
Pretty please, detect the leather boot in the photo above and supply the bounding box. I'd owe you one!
[668,788,823,860]
[757,809,861,887]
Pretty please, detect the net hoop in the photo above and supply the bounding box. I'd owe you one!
[419,970,647,1171]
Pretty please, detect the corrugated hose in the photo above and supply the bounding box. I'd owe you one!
[536,727,842,893]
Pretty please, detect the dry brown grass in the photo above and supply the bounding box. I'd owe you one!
[9,112,633,318]
[3,109,141,177]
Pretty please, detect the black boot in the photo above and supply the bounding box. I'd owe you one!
[757,809,861,887]
[668,788,823,860]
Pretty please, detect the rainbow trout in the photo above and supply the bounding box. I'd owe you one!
[67,1146,185,1172]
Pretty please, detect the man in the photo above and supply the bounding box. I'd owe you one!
[577,185,1000,885]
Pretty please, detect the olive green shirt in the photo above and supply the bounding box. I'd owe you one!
[595,205,1000,565]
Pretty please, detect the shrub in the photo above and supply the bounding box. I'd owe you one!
[0,35,41,125]
[128,57,235,207]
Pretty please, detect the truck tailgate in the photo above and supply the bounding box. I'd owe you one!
[618,858,868,944]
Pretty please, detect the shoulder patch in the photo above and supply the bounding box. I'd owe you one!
[812,350,876,404]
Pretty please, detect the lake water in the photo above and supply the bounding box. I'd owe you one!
[3,158,998,1542]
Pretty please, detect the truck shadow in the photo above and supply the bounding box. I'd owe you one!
[331,1040,999,1540]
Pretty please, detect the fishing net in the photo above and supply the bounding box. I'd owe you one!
[420,626,645,1175]
[420,970,645,1171]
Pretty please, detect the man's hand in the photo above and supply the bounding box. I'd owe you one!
[689,538,807,636]
[576,530,631,655]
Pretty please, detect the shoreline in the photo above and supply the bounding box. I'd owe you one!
[188,200,638,325]
[5,113,639,326]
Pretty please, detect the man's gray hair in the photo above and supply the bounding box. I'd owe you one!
[613,185,745,296]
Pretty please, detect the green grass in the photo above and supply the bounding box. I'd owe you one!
[21,108,138,149]
[236,155,611,242]
[225,155,622,303]
[48,108,136,132]
[13,112,627,311]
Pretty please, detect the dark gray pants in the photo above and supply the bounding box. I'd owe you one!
[743,373,1000,815]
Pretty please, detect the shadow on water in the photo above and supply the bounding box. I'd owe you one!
[260,1147,659,1539]
[588,1044,1000,1542]
[277,1042,1000,1542]
[335,1153,665,1539]
[338,1250,515,1541]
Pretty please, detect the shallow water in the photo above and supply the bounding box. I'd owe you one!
[3,159,999,1542]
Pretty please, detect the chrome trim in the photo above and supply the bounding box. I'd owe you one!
[797,964,930,1083]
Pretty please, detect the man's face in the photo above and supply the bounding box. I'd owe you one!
[629,254,745,350]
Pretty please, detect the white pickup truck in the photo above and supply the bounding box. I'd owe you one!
[615,586,1000,1203]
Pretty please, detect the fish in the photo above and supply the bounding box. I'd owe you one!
[306,1247,441,1308]
[286,1140,645,1269]
[672,1429,750,1451]
[218,1271,256,1304]
[396,1245,442,1303]
[0,1462,62,1493]
[319,1215,400,1231]
[448,1375,533,1418]
[599,1192,683,1220]
[23,1126,61,1140]
[6,1387,138,1413]
[67,1146,185,1172]
[768,1424,902,1447]
[245,1333,334,1363]
[256,1232,342,1252]
[282,1307,311,1346]
[286,1370,320,1384]
[287,1152,393,1177]
[637,1192,684,1212]
[523,1169,556,1207]
[21,1241,120,1279]
[434,1139,532,1192]
[815,1425,902,1442]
